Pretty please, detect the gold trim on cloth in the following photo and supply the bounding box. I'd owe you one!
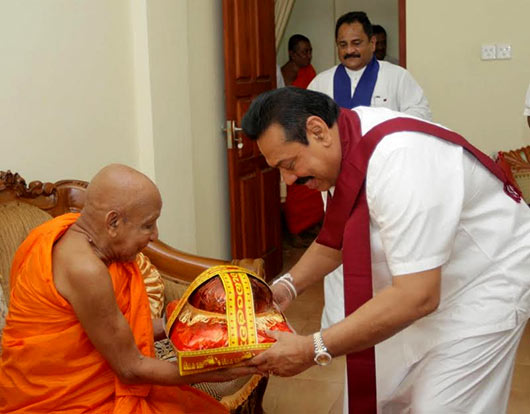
[178,302,286,331]
[136,252,164,318]
[220,271,257,347]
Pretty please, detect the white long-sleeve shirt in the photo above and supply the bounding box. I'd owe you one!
[308,61,432,121]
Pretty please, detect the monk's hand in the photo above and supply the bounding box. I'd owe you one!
[189,365,260,384]
[247,330,314,377]
[270,282,293,312]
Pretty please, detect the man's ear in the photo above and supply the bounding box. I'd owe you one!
[106,211,120,237]
[306,115,332,147]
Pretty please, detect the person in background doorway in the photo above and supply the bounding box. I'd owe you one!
[281,34,317,89]
[372,24,399,65]
[281,33,323,247]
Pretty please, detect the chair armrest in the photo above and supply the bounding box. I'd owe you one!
[230,258,266,280]
[143,241,267,284]
[142,240,229,284]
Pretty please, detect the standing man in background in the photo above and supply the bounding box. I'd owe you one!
[308,11,432,333]
[308,11,430,120]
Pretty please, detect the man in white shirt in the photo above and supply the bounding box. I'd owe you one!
[242,87,530,413]
[308,11,431,121]
[309,11,431,333]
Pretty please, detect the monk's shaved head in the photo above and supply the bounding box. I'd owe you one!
[85,164,161,220]
[75,164,162,263]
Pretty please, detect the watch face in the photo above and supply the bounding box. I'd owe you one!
[314,352,332,366]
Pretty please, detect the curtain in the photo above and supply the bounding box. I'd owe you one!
[275,0,296,51]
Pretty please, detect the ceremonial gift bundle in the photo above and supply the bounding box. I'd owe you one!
[165,265,291,375]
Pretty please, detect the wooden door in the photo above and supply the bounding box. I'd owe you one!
[222,0,282,279]
[399,0,407,67]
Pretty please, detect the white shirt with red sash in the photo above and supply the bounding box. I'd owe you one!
[323,106,530,411]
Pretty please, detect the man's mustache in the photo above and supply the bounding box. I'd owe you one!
[343,53,361,59]
[295,176,314,185]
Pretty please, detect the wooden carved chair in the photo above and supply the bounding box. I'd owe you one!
[496,145,530,204]
[0,170,266,414]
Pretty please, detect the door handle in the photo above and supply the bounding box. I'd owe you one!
[222,120,244,149]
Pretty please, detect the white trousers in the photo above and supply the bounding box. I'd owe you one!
[341,320,527,414]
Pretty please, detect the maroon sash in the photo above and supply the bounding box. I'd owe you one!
[317,109,521,413]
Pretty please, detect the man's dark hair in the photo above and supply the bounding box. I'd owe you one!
[335,11,373,39]
[288,34,311,52]
[241,87,339,145]
[372,24,386,36]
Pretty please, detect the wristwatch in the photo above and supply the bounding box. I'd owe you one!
[313,331,332,366]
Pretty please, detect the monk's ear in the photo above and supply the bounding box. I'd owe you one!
[106,211,120,237]
[306,115,332,147]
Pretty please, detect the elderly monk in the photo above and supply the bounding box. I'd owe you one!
[0,164,256,414]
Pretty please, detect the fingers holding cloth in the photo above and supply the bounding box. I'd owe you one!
[247,329,315,377]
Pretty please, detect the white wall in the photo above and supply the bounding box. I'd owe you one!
[187,2,231,260]
[145,1,198,253]
[407,0,530,155]
[0,0,138,182]
[0,0,230,259]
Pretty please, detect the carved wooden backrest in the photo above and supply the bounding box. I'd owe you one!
[499,146,530,172]
[0,171,87,217]
[497,146,530,204]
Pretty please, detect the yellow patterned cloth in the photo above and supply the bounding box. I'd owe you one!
[136,253,165,319]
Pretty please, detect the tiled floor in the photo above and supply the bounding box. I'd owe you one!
[263,243,530,413]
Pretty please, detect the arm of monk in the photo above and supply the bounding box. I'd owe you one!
[271,240,342,310]
[152,317,166,341]
[252,267,441,376]
[53,250,257,385]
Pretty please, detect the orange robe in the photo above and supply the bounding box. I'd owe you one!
[0,213,227,414]
[291,64,316,89]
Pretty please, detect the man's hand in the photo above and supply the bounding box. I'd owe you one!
[247,330,314,377]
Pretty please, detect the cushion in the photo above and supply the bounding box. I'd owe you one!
[136,253,164,318]
[0,202,52,302]
[153,337,263,410]
[161,274,189,304]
